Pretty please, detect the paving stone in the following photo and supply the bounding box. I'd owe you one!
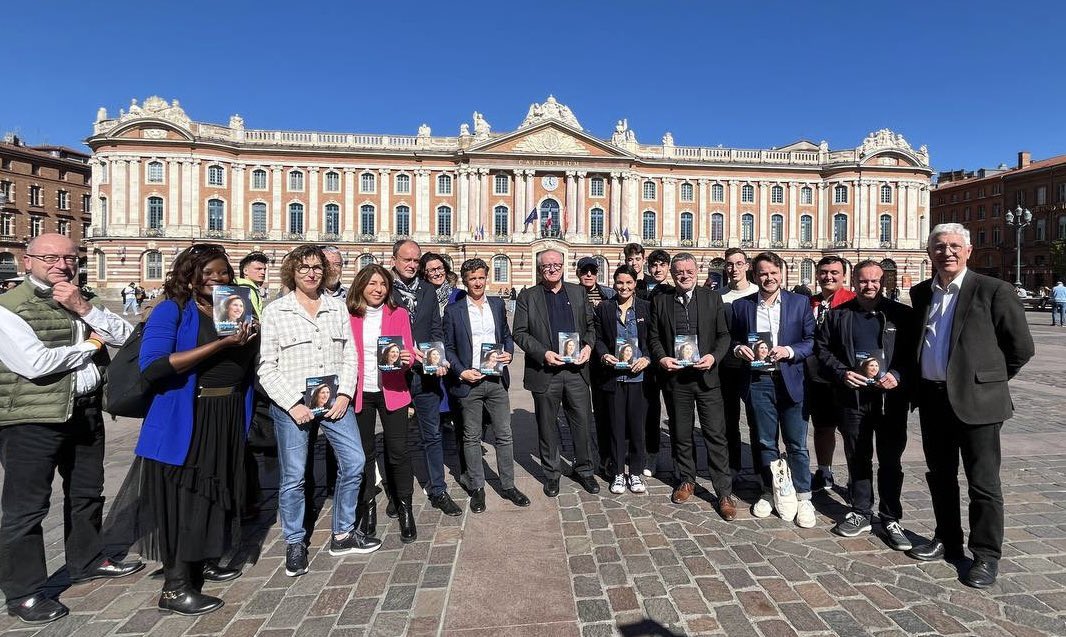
[642,597,681,626]
[594,545,621,563]
[686,615,721,634]
[756,619,800,637]
[581,623,615,637]
[337,597,379,626]
[779,602,829,632]
[420,564,451,588]
[569,554,596,574]
[819,609,874,637]
[721,567,757,589]
[634,575,668,598]
[598,562,628,585]
[885,609,935,634]
[576,598,612,622]
[368,611,408,636]
[695,577,733,604]
[714,603,759,637]
[380,585,416,612]
[623,555,657,575]
[607,586,640,612]
[667,585,708,615]
[736,590,777,617]
[115,608,163,634]
[265,594,314,628]
[573,575,603,598]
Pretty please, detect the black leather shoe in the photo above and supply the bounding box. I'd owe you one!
[71,557,146,584]
[202,562,242,582]
[7,594,68,625]
[575,473,600,495]
[500,487,531,507]
[157,587,224,616]
[385,498,398,519]
[905,538,965,562]
[470,488,486,513]
[543,478,560,497]
[397,497,417,544]
[430,491,463,517]
[963,559,998,589]
[356,500,378,537]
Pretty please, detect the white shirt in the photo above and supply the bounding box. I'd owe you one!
[362,305,383,393]
[920,267,969,382]
[466,296,497,367]
[720,282,757,306]
[747,292,795,360]
[0,282,133,396]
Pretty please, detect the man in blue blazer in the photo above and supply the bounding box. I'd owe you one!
[730,252,817,528]
[443,258,530,512]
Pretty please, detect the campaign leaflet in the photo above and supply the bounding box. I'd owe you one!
[674,335,699,367]
[213,285,253,335]
[420,341,447,374]
[479,343,505,375]
[304,375,339,416]
[614,337,640,370]
[855,350,886,385]
[748,331,777,372]
[558,332,580,363]
[377,336,405,372]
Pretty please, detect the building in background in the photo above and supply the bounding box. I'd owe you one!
[0,136,92,284]
[85,96,933,296]
[932,151,1066,289]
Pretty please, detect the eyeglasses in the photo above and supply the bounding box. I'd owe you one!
[26,254,79,265]
[579,268,598,276]
[426,266,446,275]
[539,263,563,272]
[724,261,747,270]
[296,265,325,274]
[931,243,967,255]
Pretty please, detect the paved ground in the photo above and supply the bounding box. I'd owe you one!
[1,310,1065,636]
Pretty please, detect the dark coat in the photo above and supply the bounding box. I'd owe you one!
[592,297,652,392]
[647,286,731,391]
[442,295,514,398]
[390,277,443,377]
[512,282,595,393]
[729,290,815,403]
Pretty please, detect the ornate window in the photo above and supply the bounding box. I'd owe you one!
[394,205,411,236]
[494,174,509,195]
[540,198,560,235]
[207,165,224,186]
[207,199,225,231]
[492,255,510,283]
[595,256,609,285]
[834,184,848,204]
[437,174,453,195]
[589,207,604,239]
[436,205,453,236]
[771,214,784,243]
[833,213,848,242]
[680,212,694,242]
[252,169,267,189]
[358,254,376,270]
[771,185,784,204]
[800,186,813,205]
[741,213,754,242]
[493,205,509,237]
[360,204,375,236]
[711,213,724,242]
[642,180,657,200]
[288,203,305,234]
[395,173,411,194]
[642,210,657,240]
[800,214,813,243]
[324,171,340,192]
[801,259,815,285]
[147,196,164,229]
[360,172,376,193]
[880,184,892,204]
[680,182,694,202]
[741,184,755,203]
[145,251,163,280]
[324,204,341,235]
[147,161,164,183]
[590,177,605,197]
[289,170,304,191]
[711,183,724,202]
[251,202,267,233]
[880,214,893,244]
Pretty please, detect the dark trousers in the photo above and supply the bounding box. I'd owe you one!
[663,379,731,496]
[608,382,647,475]
[592,375,612,468]
[0,402,106,604]
[722,366,759,473]
[918,381,1004,561]
[163,559,204,593]
[645,381,663,455]
[531,370,595,480]
[411,374,447,498]
[839,398,907,521]
[356,392,413,504]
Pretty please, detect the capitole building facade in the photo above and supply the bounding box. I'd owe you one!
[85,95,933,295]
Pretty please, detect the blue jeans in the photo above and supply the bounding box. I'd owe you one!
[272,404,364,545]
[746,374,812,499]
[1053,301,1066,326]
[411,373,447,497]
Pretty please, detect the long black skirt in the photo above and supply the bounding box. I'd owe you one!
[107,392,245,564]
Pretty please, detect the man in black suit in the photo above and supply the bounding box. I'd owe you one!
[906,223,1034,589]
[647,253,736,520]
[513,249,599,497]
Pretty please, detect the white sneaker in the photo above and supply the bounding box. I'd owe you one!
[642,468,653,478]
[610,474,626,494]
[628,474,646,494]
[796,500,817,528]
[752,498,773,518]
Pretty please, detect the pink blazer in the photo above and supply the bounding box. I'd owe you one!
[350,305,414,412]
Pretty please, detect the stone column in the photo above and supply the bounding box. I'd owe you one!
[728,180,739,243]
[853,180,862,248]
[662,177,676,242]
[379,169,391,235]
[525,170,536,227]
[343,169,356,240]
[697,179,707,246]
[818,182,828,245]
[167,160,180,227]
[622,172,635,237]
[232,164,245,231]
[127,159,141,227]
[610,171,622,239]
[897,183,906,243]
[112,158,127,226]
[514,170,526,235]
[576,171,587,236]
[868,181,878,242]
[190,160,201,232]
[787,181,798,247]
[565,171,577,237]
[271,167,283,235]
[90,159,103,234]
[307,168,319,233]
[758,182,768,248]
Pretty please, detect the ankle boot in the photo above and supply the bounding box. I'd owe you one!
[159,561,223,616]
[396,497,417,544]
[356,499,378,537]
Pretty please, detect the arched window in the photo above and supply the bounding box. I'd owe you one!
[147,196,164,229]
[288,203,305,234]
[800,214,813,243]
[801,259,815,285]
[834,184,848,204]
[595,256,609,285]
[771,185,784,204]
[360,172,376,193]
[771,214,784,243]
[589,207,605,239]
[96,251,106,280]
[437,174,452,195]
[642,210,657,240]
[289,170,304,191]
[680,182,694,202]
[395,205,411,236]
[251,169,267,189]
[436,205,453,236]
[251,202,267,233]
[679,212,694,242]
[741,213,754,242]
[147,161,164,183]
[711,183,724,202]
[324,171,340,192]
[207,199,225,231]
[360,204,376,235]
[741,184,755,203]
[207,165,224,186]
[493,205,509,237]
[358,254,376,270]
[642,180,657,200]
[540,198,560,236]
[711,213,724,242]
[492,255,510,283]
[145,251,163,280]
[800,186,813,205]
[395,174,411,194]
[833,213,848,243]
[880,214,893,244]
[880,184,893,204]
[324,203,340,235]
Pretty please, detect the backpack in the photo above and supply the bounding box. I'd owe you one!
[103,322,152,418]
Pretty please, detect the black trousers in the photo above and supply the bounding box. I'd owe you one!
[722,365,759,473]
[531,370,595,480]
[0,400,106,604]
[608,382,647,475]
[663,379,731,496]
[918,381,1004,561]
[645,381,663,455]
[592,376,612,467]
[356,392,413,504]
[839,397,907,521]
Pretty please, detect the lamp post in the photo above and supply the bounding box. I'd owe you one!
[1005,204,1032,288]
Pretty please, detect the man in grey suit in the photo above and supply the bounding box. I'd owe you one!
[513,249,600,497]
[905,223,1034,589]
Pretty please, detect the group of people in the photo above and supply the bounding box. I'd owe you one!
[0,222,1035,625]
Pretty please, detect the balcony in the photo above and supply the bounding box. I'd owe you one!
[879,241,895,249]
[320,233,341,243]
[391,233,411,242]
[493,234,511,243]
[589,234,605,244]
[140,227,165,238]
[679,239,695,248]
[245,230,269,240]
[203,229,232,240]
[539,228,564,239]
[642,238,659,247]
[826,240,851,249]
[357,233,378,243]
[740,240,755,249]
[770,240,785,249]
[284,232,306,241]
[799,240,814,249]
[710,239,725,248]
[434,235,455,244]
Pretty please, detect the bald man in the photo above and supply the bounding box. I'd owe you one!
[0,234,143,624]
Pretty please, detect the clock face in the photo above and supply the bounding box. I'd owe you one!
[541,175,559,191]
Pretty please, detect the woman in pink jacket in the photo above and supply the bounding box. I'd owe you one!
[346,264,417,543]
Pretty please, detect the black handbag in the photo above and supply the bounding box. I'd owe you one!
[103,323,152,419]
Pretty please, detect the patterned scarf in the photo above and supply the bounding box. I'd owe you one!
[435,282,454,317]
[393,273,420,320]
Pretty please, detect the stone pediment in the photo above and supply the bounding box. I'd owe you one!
[467,123,629,159]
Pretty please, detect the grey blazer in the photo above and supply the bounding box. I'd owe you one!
[512,282,595,393]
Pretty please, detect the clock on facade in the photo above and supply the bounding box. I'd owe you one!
[541,175,559,191]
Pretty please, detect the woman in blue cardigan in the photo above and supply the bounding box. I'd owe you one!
[112,244,258,616]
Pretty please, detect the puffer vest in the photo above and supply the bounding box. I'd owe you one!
[0,280,107,426]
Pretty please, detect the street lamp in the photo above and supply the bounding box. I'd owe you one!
[1005,205,1032,288]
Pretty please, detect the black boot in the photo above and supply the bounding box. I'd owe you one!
[356,499,378,537]
[202,560,242,582]
[159,561,224,616]
[396,497,417,544]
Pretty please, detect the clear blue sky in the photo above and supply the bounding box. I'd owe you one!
[5,1,1064,173]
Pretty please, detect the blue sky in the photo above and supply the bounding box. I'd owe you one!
[5,1,1064,173]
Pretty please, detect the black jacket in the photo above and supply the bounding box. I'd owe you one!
[512,282,596,393]
[592,297,652,392]
[647,286,730,391]
[390,276,443,376]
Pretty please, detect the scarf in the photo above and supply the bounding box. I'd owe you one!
[435,282,454,317]
[393,273,420,320]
